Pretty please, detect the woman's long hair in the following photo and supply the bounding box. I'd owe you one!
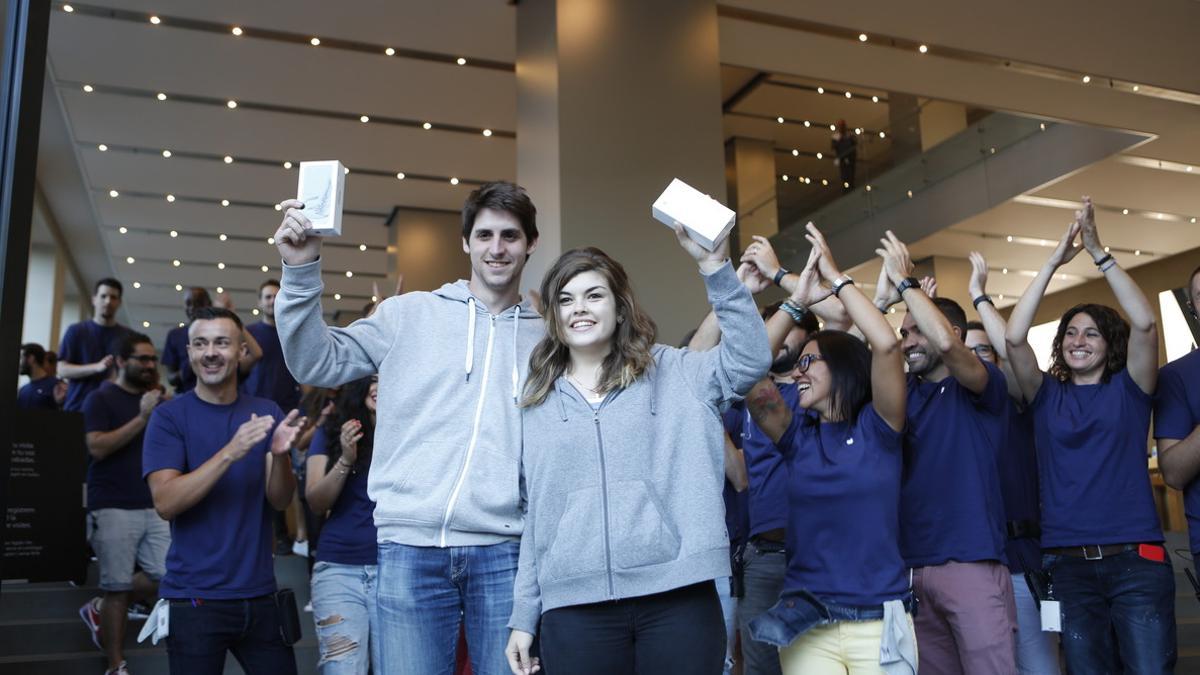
[802,331,872,425]
[1049,303,1128,383]
[321,376,376,472]
[521,248,656,408]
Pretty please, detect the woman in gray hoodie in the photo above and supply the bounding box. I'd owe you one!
[504,227,771,675]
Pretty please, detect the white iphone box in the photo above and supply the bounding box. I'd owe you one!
[1040,600,1062,632]
[297,160,346,236]
[651,178,736,252]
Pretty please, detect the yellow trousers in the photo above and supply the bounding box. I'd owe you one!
[780,616,917,675]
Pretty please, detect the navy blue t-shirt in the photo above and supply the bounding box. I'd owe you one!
[241,322,300,412]
[740,382,799,538]
[722,406,750,547]
[1032,369,1162,548]
[309,425,378,565]
[161,326,196,394]
[17,375,60,410]
[901,361,1008,567]
[779,403,909,606]
[83,382,154,510]
[1156,349,1200,556]
[995,399,1041,574]
[142,392,283,599]
[60,321,131,411]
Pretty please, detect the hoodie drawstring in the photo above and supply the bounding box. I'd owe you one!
[555,380,569,422]
[511,305,521,403]
[465,297,476,380]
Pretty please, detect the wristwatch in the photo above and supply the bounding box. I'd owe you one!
[896,276,921,296]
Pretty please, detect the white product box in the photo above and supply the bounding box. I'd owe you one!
[297,160,346,236]
[651,178,736,252]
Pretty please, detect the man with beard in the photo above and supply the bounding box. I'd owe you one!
[77,333,169,675]
[876,233,1016,674]
[59,278,132,412]
[143,307,303,673]
[17,342,62,409]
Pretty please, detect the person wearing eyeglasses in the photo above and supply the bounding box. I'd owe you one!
[741,223,916,674]
[78,332,171,675]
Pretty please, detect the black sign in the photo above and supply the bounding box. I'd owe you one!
[4,409,87,583]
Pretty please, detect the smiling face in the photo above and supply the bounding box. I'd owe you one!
[556,270,618,356]
[187,318,245,387]
[793,340,833,418]
[463,208,536,296]
[1060,312,1109,379]
[120,341,159,390]
[900,313,943,377]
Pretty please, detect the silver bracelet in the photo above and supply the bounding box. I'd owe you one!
[1099,259,1118,273]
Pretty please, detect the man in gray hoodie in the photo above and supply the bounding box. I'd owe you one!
[272,182,541,675]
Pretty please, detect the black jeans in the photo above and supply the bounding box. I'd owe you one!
[540,581,725,674]
[166,596,297,675]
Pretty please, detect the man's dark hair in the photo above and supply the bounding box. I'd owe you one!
[190,306,244,331]
[20,343,46,365]
[461,181,538,242]
[259,279,281,294]
[118,332,154,360]
[94,277,123,296]
[966,321,986,333]
[931,297,968,342]
[763,300,820,334]
[46,350,58,365]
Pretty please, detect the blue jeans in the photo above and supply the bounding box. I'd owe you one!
[166,596,297,675]
[377,541,518,675]
[311,562,380,674]
[739,543,786,675]
[1044,549,1176,673]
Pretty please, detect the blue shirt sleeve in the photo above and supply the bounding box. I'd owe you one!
[59,324,81,363]
[1154,365,1194,440]
[971,361,1009,415]
[82,389,110,433]
[161,330,181,370]
[142,407,187,478]
[775,410,806,461]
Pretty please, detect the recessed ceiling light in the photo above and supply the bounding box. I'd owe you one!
[333,293,342,300]
[63,4,73,12]
[118,226,128,234]
[156,92,167,101]
[172,259,181,267]
[792,149,799,156]
[169,229,178,237]
[261,265,269,272]
[372,295,378,302]
[216,286,224,293]
[918,44,928,54]
[1040,123,1046,130]
[82,84,93,92]
[223,155,233,164]
[879,131,886,138]
[109,190,119,198]
[178,322,184,327]
[422,122,432,130]
[219,233,228,240]
[872,95,879,103]
[125,256,135,264]
[267,237,275,244]
[226,100,237,109]
[830,124,836,131]
[396,172,406,180]
[133,281,141,288]
[858,33,867,42]
[782,175,789,181]
[1006,235,1014,242]
[777,116,785,123]
[817,87,824,94]
[450,177,460,185]
[482,129,492,137]
[1192,217,1197,224]
[1122,208,1129,215]
[274,204,282,211]
[1103,246,1110,253]
[283,161,292,169]
[845,91,852,99]
[98,144,108,151]
[345,271,354,278]
[822,179,829,186]
[142,321,150,328]
[231,26,243,36]
[217,262,225,269]
[457,57,467,65]
[1081,75,1091,84]
[1187,166,1193,172]
[149,15,160,25]
[1132,85,1140,92]
[803,120,810,127]
[865,185,872,192]
[385,47,395,56]
[359,244,367,251]
[344,167,349,175]
[1134,249,1141,256]
[310,37,321,46]
[360,115,370,123]
[252,308,259,315]
[906,189,913,197]
[221,199,230,207]
[162,150,172,158]
[166,194,176,203]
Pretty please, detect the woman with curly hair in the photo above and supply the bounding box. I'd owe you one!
[505,228,771,675]
[304,376,380,674]
[1005,197,1176,672]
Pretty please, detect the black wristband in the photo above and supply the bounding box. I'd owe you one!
[772,268,789,286]
[831,275,855,297]
[972,295,993,309]
[896,277,921,296]
[1093,253,1113,268]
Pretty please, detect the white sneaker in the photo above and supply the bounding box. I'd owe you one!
[292,540,309,557]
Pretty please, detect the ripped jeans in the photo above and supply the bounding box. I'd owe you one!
[311,562,380,675]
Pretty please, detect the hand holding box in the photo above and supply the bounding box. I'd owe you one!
[297,160,346,236]
[651,178,736,252]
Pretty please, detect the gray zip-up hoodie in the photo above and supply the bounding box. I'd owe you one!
[276,259,543,547]
[509,262,771,634]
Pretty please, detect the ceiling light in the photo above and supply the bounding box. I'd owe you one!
[422,122,432,130]
[83,84,93,92]
[217,262,225,269]
[1081,75,1091,84]
[231,26,243,36]
[252,308,259,315]
[149,15,160,24]
[906,189,913,198]
[344,167,349,175]
[166,194,176,203]
[855,128,862,134]
[227,100,237,109]
[109,190,119,198]
[1002,267,1009,274]
[871,95,879,103]
[371,295,378,302]
[360,115,370,123]
[918,44,928,53]
[385,47,395,56]
[310,37,321,46]
[803,120,811,127]
[267,236,275,244]
[1187,166,1193,172]
[1191,218,1197,224]
[63,4,73,12]
[1103,246,1110,253]
[162,150,172,158]
[221,199,230,207]
[844,91,852,99]
[456,57,467,65]
[125,256,135,264]
[173,283,182,291]
[345,271,354,278]
[142,321,150,328]
[359,244,367,251]
[283,161,292,169]
[1122,208,1129,215]
[1132,85,1140,92]
[482,129,492,137]
[156,92,167,101]
[816,151,823,159]
[274,204,282,211]
[830,124,836,131]
[223,155,233,164]
[858,33,867,42]
[178,322,185,327]
[172,259,181,267]
[822,179,829,186]
[777,116,785,123]
[1006,235,1014,242]
[334,293,342,300]
[133,281,141,288]
[805,177,811,184]
[450,177,460,185]
[792,149,799,156]
[169,229,178,237]
[1134,249,1141,256]
[782,175,789,181]
[261,265,269,272]
[98,144,107,151]
[216,286,224,294]
[865,185,872,192]
[817,87,824,94]
[396,172,406,180]
[118,226,128,234]
[1040,123,1046,131]
[219,233,227,240]
[843,181,849,188]
[879,131,886,138]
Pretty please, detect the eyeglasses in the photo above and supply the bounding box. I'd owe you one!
[793,353,825,374]
[970,344,995,358]
[128,354,158,363]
